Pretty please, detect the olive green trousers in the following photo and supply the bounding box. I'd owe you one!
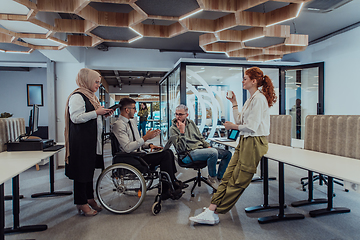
[211,136,268,214]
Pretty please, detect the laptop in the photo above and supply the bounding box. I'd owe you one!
[216,129,240,142]
[148,135,177,153]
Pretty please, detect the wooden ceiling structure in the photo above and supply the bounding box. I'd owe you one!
[0,0,310,61]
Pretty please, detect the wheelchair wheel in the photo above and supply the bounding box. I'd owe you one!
[96,163,146,214]
[151,202,161,215]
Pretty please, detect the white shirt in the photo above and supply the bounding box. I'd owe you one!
[69,94,102,154]
[233,90,270,137]
[112,115,150,153]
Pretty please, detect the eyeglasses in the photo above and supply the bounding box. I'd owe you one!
[175,113,186,116]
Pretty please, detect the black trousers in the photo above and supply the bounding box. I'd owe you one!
[73,180,94,205]
[142,149,177,182]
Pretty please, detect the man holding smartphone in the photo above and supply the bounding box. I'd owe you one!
[170,104,232,189]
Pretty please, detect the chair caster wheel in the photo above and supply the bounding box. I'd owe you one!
[191,193,195,197]
[152,202,161,215]
[345,189,349,192]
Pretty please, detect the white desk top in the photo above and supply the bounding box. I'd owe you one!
[0,148,64,185]
[209,139,360,185]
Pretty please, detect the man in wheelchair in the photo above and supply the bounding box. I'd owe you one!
[112,97,185,200]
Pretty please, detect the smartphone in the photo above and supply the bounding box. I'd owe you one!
[109,104,119,110]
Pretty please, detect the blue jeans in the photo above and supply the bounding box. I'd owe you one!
[182,148,232,179]
[138,121,147,137]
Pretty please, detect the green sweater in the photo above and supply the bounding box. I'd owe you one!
[170,118,210,155]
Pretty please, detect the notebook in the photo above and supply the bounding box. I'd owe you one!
[215,129,240,142]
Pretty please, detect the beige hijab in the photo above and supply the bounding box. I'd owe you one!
[64,68,101,164]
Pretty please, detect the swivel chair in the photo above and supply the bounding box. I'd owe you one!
[175,149,216,197]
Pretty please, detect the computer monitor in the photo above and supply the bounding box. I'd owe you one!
[27,104,39,136]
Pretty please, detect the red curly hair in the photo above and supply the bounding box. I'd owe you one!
[245,67,277,107]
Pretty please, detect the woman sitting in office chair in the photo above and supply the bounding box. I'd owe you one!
[64,68,114,216]
[189,67,277,225]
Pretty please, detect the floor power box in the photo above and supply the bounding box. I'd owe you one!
[7,139,54,151]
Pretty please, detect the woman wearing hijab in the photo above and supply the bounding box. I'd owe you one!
[64,68,113,216]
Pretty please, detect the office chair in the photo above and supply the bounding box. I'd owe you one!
[301,173,344,193]
[175,150,216,197]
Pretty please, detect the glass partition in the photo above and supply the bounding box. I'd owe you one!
[285,67,320,140]
[186,65,243,138]
[168,67,180,128]
[160,80,168,144]
[159,61,323,143]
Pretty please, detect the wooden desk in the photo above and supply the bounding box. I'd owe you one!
[0,146,70,239]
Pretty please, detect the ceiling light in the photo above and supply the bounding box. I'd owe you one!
[129,35,143,43]
[296,3,304,17]
[266,17,296,27]
[129,27,143,37]
[243,35,265,42]
[179,9,203,21]
[285,43,307,46]
[5,50,31,54]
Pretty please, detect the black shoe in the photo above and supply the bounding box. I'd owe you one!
[174,180,189,189]
[170,189,184,200]
[161,191,172,200]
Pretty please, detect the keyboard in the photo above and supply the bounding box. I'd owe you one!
[43,144,64,152]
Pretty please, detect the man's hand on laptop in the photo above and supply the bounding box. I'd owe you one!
[150,144,163,152]
[143,128,161,141]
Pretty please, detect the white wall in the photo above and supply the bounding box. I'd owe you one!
[0,67,48,126]
[284,26,360,115]
[55,62,85,165]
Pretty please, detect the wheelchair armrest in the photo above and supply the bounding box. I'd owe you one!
[114,151,150,169]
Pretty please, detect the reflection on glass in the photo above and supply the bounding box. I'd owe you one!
[168,67,180,128]
[286,68,319,139]
[186,65,243,139]
[160,80,168,144]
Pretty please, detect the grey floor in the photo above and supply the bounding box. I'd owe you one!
[3,139,360,240]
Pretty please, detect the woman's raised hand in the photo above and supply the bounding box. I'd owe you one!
[226,90,237,104]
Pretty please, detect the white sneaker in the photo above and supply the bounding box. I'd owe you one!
[189,208,219,225]
[207,175,220,189]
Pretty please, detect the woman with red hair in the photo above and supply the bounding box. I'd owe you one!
[189,67,277,225]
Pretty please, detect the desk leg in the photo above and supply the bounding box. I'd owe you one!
[31,156,72,198]
[309,176,350,217]
[291,171,327,207]
[1,184,4,240]
[251,157,276,182]
[258,162,305,224]
[4,175,47,234]
[245,157,281,213]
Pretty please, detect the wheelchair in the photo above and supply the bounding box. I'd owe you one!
[96,132,174,215]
